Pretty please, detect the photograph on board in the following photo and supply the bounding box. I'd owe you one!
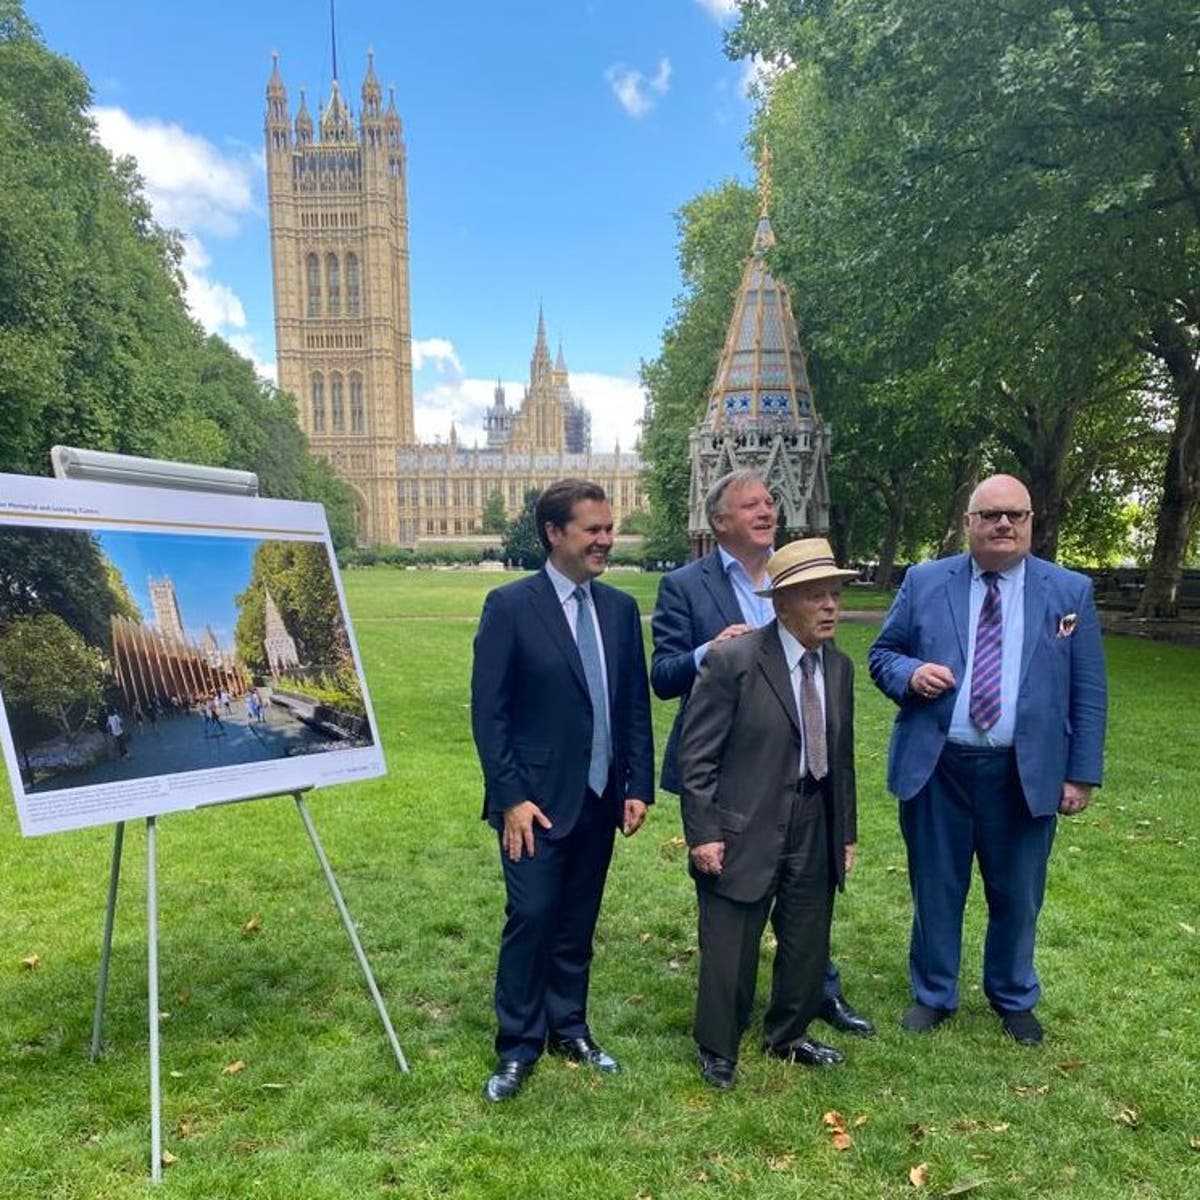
[0,473,385,835]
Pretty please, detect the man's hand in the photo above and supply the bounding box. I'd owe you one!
[690,841,725,875]
[711,623,752,646]
[502,800,552,861]
[622,798,648,837]
[909,662,956,700]
[844,842,857,874]
[1059,781,1092,816]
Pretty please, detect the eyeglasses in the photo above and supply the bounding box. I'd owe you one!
[967,509,1033,525]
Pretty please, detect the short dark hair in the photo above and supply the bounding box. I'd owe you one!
[535,478,607,551]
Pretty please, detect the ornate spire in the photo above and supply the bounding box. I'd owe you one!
[555,339,567,373]
[265,53,289,140]
[361,48,382,118]
[530,306,552,385]
[295,89,313,146]
[320,78,353,143]
[701,165,817,432]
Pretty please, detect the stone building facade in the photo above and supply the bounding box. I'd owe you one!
[265,56,644,545]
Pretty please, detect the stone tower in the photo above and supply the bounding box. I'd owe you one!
[264,52,414,544]
[149,577,187,644]
[687,154,831,557]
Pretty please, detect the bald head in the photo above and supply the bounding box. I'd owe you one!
[964,474,1033,572]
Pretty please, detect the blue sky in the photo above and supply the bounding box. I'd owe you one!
[96,531,260,650]
[26,1,762,451]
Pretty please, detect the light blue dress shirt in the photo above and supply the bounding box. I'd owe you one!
[692,547,774,668]
[948,557,1026,747]
[545,560,610,710]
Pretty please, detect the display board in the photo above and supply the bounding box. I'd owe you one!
[0,472,385,835]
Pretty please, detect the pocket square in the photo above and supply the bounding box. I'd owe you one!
[1056,612,1078,638]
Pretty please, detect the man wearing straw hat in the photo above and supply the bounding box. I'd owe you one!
[678,537,860,1090]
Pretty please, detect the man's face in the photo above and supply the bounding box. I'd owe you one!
[772,580,842,650]
[964,476,1033,572]
[712,480,777,558]
[546,499,614,583]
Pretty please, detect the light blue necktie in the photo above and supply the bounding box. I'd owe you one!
[573,585,611,795]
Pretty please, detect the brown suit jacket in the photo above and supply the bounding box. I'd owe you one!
[678,622,857,904]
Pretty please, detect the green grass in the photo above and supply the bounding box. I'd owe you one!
[1,568,1197,1198]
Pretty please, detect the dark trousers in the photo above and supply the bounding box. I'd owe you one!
[900,743,1056,1014]
[693,782,834,1061]
[494,787,616,1064]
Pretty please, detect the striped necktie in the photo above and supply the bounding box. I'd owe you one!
[969,571,1003,731]
[573,586,611,795]
[800,651,828,780]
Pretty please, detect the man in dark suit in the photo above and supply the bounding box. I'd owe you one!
[678,538,860,1089]
[868,474,1107,1045]
[471,478,654,1102]
[652,469,874,1039]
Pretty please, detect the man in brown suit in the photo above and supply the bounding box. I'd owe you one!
[679,539,860,1089]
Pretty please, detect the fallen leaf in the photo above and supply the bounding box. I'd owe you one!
[990,1122,1011,1133]
[260,1082,288,1091]
[160,1150,178,1166]
[222,1059,246,1076]
[1189,1134,1200,1150]
[1180,923,1196,936]
[639,932,652,944]
[766,1153,794,1172]
[176,1117,196,1138]
[831,1131,853,1152]
[20,954,40,970]
[1015,1084,1049,1098]
[169,1070,183,1079]
[241,914,262,935]
[942,1180,987,1197]
[909,1162,929,1188]
[822,1110,847,1130]
[1115,1107,1140,1129]
[853,1114,869,1128]
[1056,1060,1085,1074]
[950,1118,982,1133]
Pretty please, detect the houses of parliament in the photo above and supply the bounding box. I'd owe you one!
[264,54,645,546]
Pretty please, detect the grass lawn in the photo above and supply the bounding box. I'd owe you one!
[1,566,1197,1199]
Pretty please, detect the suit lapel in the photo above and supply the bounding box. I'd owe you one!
[758,623,801,736]
[823,643,844,750]
[700,550,745,629]
[530,570,588,695]
[944,554,971,662]
[1019,556,1049,687]
[593,582,621,703]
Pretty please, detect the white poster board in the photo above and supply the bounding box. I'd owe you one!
[0,472,385,836]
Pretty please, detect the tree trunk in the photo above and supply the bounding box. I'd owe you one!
[829,501,854,568]
[935,450,979,558]
[1137,320,1200,618]
[874,476,906,590]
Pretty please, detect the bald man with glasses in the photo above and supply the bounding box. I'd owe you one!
[868,474,1107,1046]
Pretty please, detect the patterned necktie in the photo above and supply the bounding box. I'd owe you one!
[573,586,611,795]
[799,651,828,781]
[969,571,1003,730]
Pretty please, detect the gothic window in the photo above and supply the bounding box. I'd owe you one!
[346,253,361,316]
[350,374,365,433]
[331,372,345,431]
[311,373,325,432]
[306,254,321,318]
[326,253,341,315]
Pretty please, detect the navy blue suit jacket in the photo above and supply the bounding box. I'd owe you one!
[471,569,654,837]
[868,553,1107,817]
[650,549,744,794]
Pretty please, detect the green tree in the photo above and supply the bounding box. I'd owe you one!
[0,612,104,740]
[481,489,507,534]
[501,489,545,569]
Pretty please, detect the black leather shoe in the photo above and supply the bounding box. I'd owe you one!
[548,1034,621,1074]
[765,1036,845,1067]
[696,1046,737,1090]
[900,1002,953,1033]
[1000,1009,1043,1046]
[483,1058,534,1102]
[818,994,876,1037]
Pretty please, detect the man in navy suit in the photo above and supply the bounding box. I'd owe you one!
[652,469,875,1038]
[471,478,654,1101]
[868,474,1107,1045]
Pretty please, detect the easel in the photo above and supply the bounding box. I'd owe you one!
[51,447,407,1184]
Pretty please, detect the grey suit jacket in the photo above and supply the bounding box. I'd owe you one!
[678,622,857,904]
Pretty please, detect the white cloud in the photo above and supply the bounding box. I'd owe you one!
[695,0,739,22]
[412,337,464,376]
[605,57,673,119]
[225,334,277,384]
[89,105,263,365]
[739,53,783,100]
[570,372,647,452]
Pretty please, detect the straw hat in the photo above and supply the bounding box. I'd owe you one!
[755,538,858,596]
